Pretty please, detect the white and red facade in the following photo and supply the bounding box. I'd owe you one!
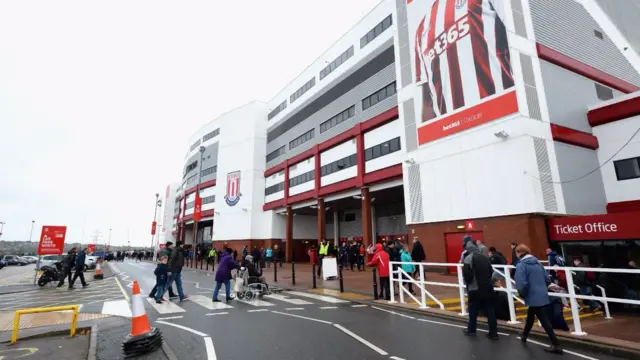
[173,0,640,263]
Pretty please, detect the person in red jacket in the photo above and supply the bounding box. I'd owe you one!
[367,243,390,300]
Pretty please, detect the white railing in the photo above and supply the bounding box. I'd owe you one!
[389,261,640,336]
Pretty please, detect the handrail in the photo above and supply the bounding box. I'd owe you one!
[12,305,79,344]
[388,261,640,336]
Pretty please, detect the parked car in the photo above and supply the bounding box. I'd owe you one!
[0,259,7,269]
[85,256,98,270]
[1,255,28,266]
[21,256,38,264]
[37,255,65,270]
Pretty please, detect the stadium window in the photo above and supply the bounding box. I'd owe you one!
[266,146,286,163]
[319,106,355,134]
[364,137,401,162]
[614,157,640,181]
[362,82,396,110]
[203,128,220,142]
[290,77,316,103]
[265,182,285,196]
[268,100,287,121]
[189,139,201,152]
[319,46,355,80]
[361,15,392,49]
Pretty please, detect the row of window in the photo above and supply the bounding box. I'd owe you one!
[365,137,401,161]
[266,146,286,163]
[189,139,201,152]
[320,105,355,134]
[289,170,315,188]
[268,100,287,121]
[202,195,215,204]
[186,174,197,185]
[291,77,316,104]
[201,166,217,177]
[184,160,198,177]
[614,156,640,181]
[360,15,392,49]
[289,128,315,150]
[363,82,396,110]
[320,46,354,80]
[321,153,357,177]
[203,128,220,142]
[186,201,194,210]
[265,182,285,196]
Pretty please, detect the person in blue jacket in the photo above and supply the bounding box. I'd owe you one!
[400,245,416,295]
[69,247,89,289]
[212,248,241,302]
[514,244,563,354]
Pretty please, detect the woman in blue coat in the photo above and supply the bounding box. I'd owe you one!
[213,249,241,302]
[400,245,416,295]
[514,245,563,354]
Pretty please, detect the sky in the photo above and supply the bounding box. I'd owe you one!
[0,0,382,247]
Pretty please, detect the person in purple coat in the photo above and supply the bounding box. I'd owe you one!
[212,248,241,302]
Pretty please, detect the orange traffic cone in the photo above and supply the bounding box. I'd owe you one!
[93,261,104,280]
[122,281,162,357]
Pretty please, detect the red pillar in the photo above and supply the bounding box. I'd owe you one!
[285,206,293,262]
[317,199,325,243]
[361,187,372,248]
[355,126,365,188]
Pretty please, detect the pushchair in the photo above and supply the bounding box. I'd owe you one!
[233,267,270,300]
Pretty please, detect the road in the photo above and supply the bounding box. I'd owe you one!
[110,260,625,360]
[0,263,37,286]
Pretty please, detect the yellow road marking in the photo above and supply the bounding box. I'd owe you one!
[114,276,130,302]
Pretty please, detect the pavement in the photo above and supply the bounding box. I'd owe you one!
[105,259,627,360]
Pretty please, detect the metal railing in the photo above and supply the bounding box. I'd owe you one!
[389,261,640,336]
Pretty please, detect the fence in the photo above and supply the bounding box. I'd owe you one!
[389,261,640,336]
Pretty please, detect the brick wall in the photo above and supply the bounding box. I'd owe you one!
[408,214,550,264]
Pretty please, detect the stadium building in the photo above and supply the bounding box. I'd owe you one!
[171,0,640,265]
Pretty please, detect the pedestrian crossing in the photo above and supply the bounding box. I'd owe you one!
[97,291,358,318]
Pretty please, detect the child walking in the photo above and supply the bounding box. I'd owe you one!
[154,255,169,304]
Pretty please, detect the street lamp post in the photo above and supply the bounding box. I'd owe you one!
[0,221,5,241]
[193,146,206,266]
[152,194,162,261]
[108,228,112,253]
[28,220,35,242]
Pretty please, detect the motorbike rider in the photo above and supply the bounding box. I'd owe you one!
[57,247,77,288]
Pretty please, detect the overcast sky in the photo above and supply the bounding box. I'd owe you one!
[0,0,381,247]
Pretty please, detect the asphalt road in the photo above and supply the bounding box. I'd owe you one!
[0,263,37,286]
[111,260,626,360]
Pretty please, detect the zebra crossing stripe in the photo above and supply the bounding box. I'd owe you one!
[189,295,233,310]
[264,294,313,305]
[284,291,349,303]
[101,300,132,318]
[146,298,186,314]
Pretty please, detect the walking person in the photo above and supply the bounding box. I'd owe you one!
[153,255,169,304]
[514,244,563,354]
[149,242,177,300]
[317,239,329,278]
[166,241,189,302]
[411,236,426,279]
[212,249,241,302]
[266,246,273,268]
[461,236,498,340]
[69,247,89,289]
[400,245,416,295]
[57,247,77,288]
[367,243,390,300]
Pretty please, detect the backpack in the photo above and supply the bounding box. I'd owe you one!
[554,255,566,267]
[586,271,596,282]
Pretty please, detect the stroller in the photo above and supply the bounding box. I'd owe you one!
[233,267,270,300]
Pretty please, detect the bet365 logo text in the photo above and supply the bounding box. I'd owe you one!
[424,16,470,60]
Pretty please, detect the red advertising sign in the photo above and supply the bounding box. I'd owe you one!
[465,220,475,231]
[88,244,96,253]
[548,213,640,241]
[37,226,67,255]
[417,91,519,145]
[193,194,202,221]
[151,221,157,235]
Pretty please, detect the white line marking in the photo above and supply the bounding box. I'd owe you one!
[157,316,183,321]
[390,357,406,360]
[146,298,186,314]
[351,304,368,308]
[206,312,229,316]
[517,337,598,360]
[156,320,208,337]
[285,291,349,303]
[319,306,338,310]
[285,307,305,311]
[204,337,217,360]
[113,276,130,301]
[189,295,234,310]
[334,324,389,356]
[247,309,269,313]
[264,293,313,305]
[371,306,415,319]
[101,300,132,318]
[235,298,275,307]
[271,310,333,325]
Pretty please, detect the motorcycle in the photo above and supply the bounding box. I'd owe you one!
[37,261,64,287]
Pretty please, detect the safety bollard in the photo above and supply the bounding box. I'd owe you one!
[274,262,278,282]
[291,262,296,286]
[312,264,317,289]
[373,268,379,300]
[339,265,344,293]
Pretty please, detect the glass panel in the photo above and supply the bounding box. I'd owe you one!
[347,46,354,57]
[380,142,390,155]
[360,36,367,48]
[389,137,400,152]
[614,158,640,180]
[383,15,392,29]
[350,154,357,166]
[365,148,373,161]
[348,106,355,117]
[363,98,370,109]
[372,145,381,159]
[367,30,375,42]
[375,23,383,36]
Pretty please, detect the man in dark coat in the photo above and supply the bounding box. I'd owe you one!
[149,242,177,299]
[166,242,188,302]
[57,247,77,288]
[462,236,498,339]
[411,237,426,278]
[69,247,89,289]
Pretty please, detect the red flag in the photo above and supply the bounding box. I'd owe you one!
[193,194,202,221]
[151,221,157,235]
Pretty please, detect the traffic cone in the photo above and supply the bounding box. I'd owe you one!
[93,261,104,280]
[122,281,162,358]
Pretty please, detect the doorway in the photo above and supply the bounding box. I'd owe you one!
[444,231,484,273]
